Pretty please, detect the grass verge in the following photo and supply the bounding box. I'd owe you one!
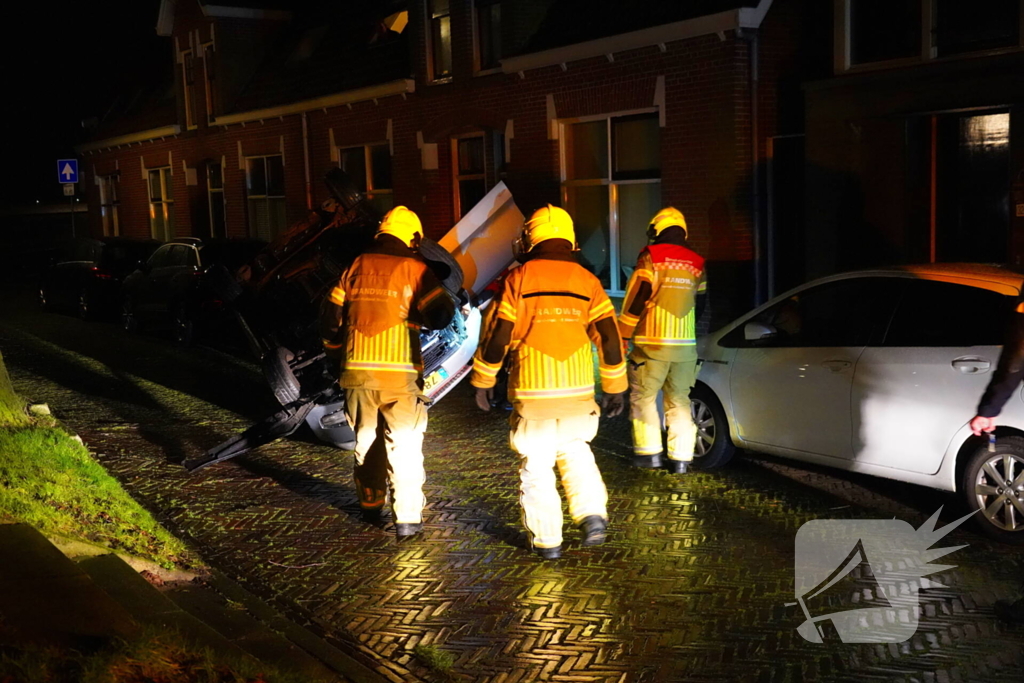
[0,426,192,568]
[0,625,310,683]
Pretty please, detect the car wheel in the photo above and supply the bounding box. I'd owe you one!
[38,287,50,311]
[121,300,139,333]
[962,436,1024,544]
[263,346,302,406]
[77,290,91,321]
[418,237,464,296]
[690,384,736,470]
[173,304,195,347]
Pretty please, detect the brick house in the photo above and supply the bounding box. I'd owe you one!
[77,0,821,326]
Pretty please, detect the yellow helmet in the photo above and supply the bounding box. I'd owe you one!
[648,206,688,239]
[520,204,576,252]
[377,205,423,249]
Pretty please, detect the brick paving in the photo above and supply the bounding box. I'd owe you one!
[2,291,1024,682]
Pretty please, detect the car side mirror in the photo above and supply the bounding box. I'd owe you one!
[744,321,777,341]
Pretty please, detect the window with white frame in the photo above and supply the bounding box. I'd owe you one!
[560,112,661,293]
[208,161,226,238]
[426,0,452,81]
[474,0,501,72]
[148,167,175,242]
[182,49,197,129]
[246,155,286,241]
[452,133,486,220]
[837,0,1024,71]
[98,173,120,237]
[338,143,394,214]
[201,42,215,122]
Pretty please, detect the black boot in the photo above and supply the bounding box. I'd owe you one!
[395,522,423,538]
[534,545,562,560]
[631,454,663,469]
[994,597,1024,624]
[665,459,691,474]
[579,515,607,546]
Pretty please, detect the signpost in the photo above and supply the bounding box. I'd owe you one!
[57,159,78,237]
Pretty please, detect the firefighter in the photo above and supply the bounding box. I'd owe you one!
[619,207,706,473]
[471,205,628,559]
[320,206,455,538]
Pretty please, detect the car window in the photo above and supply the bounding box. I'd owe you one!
[100,242,158,270]
[148,245,174,269]
[722,277,903,348]
[184,246,199,268]
[883,279,1014,347]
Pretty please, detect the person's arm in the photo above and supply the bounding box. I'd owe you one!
[416,267,456,331]
[589,288,628,417]
[319,275,347,362]
[695,270,707,320]
[972,300,1024,433]
[618,252,653,342]
[470,275,518,411]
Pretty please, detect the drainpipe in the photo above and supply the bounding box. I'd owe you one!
[301,112,312,210]
[742,28,763,305]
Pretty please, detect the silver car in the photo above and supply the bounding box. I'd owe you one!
[693,264,1024,543]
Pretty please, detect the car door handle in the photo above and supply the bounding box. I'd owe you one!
[952,358,991,374]
[822,360,852,372]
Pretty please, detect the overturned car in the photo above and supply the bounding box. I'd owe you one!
[185,170,522,471]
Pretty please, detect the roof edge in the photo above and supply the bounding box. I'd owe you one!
[500,0,773,74]
[156,0,176,37]
[212,78,415,126]
[200,5,292,21]
[76,125,183,154]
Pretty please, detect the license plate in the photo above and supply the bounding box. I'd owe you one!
[424,367,449,392]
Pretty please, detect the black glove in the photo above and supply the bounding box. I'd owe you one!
[601,391,627,418]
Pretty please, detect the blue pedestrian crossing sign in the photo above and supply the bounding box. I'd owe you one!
[57,159,79,184]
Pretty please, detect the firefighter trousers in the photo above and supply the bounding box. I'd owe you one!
[628,349,699,462]
[345,387,428,524]
[508,410,607,549]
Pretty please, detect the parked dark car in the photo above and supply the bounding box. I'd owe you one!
[121,238,267,345]
[39,237,160,320]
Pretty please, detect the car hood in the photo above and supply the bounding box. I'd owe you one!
[437,181,524,300]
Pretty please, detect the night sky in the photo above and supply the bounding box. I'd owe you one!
[2,1,167,206]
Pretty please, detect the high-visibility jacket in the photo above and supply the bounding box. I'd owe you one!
[471,252,627,419]
[320,240,454,390]
[619,244,706,362]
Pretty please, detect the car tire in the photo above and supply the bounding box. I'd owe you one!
[172,304,195,347]
[263,346,302,406]
[121,300,139,333]
[77,289,92,321]
[690,384,736,470]
[418,237,464,296]
[961,436,1024,544]
[38,286,50,311]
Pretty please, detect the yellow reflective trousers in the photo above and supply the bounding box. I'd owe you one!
[345,386,427,524]
[628,348,699,463]
[508,409,607,549]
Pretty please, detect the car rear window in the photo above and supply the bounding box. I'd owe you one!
[99,243,159,270]
[883,279,1014,347]
[199,241,268,270]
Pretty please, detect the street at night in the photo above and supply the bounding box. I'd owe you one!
[2,285,1022,681]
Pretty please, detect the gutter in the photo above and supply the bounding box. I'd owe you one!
[500,1,773,74]
[76,125,182,154]
[210,79,415,127]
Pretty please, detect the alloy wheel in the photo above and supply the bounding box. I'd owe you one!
[974,452,1024,532]
[690,398,716,457]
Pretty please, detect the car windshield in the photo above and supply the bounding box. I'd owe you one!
[99,242,159,271]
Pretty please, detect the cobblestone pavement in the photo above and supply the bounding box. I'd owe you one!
[2,288,1024,682]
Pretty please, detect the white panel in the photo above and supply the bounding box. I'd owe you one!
[504,119,514,162]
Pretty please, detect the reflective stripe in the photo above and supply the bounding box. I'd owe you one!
[499,300,517,321]
[348,323,413,368]
[634,336,696,346]
[420,286,446,308]
[473,359,502,377]
[588,298,615,323]
[329,286,346,306]
[345,361,418,373]
[511,385,594,400]
[600,364,627,380]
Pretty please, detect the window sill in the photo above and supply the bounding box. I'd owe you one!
[474,67,502,77]
[838,45,1024,76]
[427,76,454,86]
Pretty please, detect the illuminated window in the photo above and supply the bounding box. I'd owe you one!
[148,167,175,242]
[339,143,394,214]
[98,173,120,237]
[427,0,452,81]
[246,155,286,240]
[561,112,661,292]
[475,0,501,72]
[208,162,226,239]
